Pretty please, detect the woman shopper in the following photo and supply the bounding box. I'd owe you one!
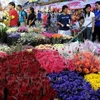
[57,5,72,36]
[83,4,95,40]
[92,1,100,42]
[27,7,36,27]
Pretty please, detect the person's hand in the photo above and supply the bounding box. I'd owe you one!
[66,24,70,27]
[61,24,64,27]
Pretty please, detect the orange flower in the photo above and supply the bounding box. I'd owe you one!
[75,61,80,66]
[73,51,100,74]
[52,34,62,38]
[91,68,98,73]
[83,68,90,74]
[76,66,82,72]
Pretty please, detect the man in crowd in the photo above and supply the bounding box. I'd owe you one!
[57,5,72,36]
[92,1,100,42]
[37,10,42,22]
[8,2,18,27]
[17,5,27,26]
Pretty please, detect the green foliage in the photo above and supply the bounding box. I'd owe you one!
[0,25,8,37]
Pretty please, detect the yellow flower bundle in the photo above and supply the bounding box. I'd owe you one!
[85,73,100,90]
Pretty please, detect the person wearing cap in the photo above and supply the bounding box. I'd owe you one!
[57,5,72,36]
[8,2,18,27]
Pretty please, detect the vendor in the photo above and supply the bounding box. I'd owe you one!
[57,5,72,36]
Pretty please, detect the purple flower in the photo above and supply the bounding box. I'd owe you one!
[95,48,100,54]
[8,34,20,39]
[47,71,100,100]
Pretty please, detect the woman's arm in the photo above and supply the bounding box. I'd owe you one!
[92,17,95,33]
[29,20,32,27]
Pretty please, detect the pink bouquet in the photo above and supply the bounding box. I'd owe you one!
[17,26,28,32]
[35,49,67,73]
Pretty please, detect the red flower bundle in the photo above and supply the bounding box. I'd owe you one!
[0,52,7,58]
[65,59,76,71]
[0,51,56,100]
[35,50,67,73]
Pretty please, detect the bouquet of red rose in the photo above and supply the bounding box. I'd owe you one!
[0,50,56,100]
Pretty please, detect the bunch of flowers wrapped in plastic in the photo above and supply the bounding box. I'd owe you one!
[73,51,100,74]
[42,32,72,44]
[6,27,18,33]
[42,32,53,38]
[83,40,100,55]
[8,32,20,39]
[17,26,28,32]
[0,50,56,100]
[53,44,64,50]
[35,44,64,50]
[19,33,36,43]
[35,44,52,50]
[48,70,100,100]
[56,41,82,59]
[0,51,7,58]
[35,50,67,73]
[19,33,48,46]
[0,44,10,52]
[65,59,76,71]
[85,73,100,90]
[52,34,62,39]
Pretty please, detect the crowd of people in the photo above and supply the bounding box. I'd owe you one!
[57,1,100,42]
[0,1,100,42]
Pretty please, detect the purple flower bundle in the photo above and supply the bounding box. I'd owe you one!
[8,33,20,39]
[48,71,100,100]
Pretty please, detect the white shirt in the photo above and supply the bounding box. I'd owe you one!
[83,12,95,27]
[0,11,4,19]
[75,21,80,29]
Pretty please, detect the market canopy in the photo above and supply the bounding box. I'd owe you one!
[0,0,97,8]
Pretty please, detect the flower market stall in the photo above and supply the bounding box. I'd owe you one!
[0,0,100,99]
[5,21,72,46]
[0,40,100,100]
